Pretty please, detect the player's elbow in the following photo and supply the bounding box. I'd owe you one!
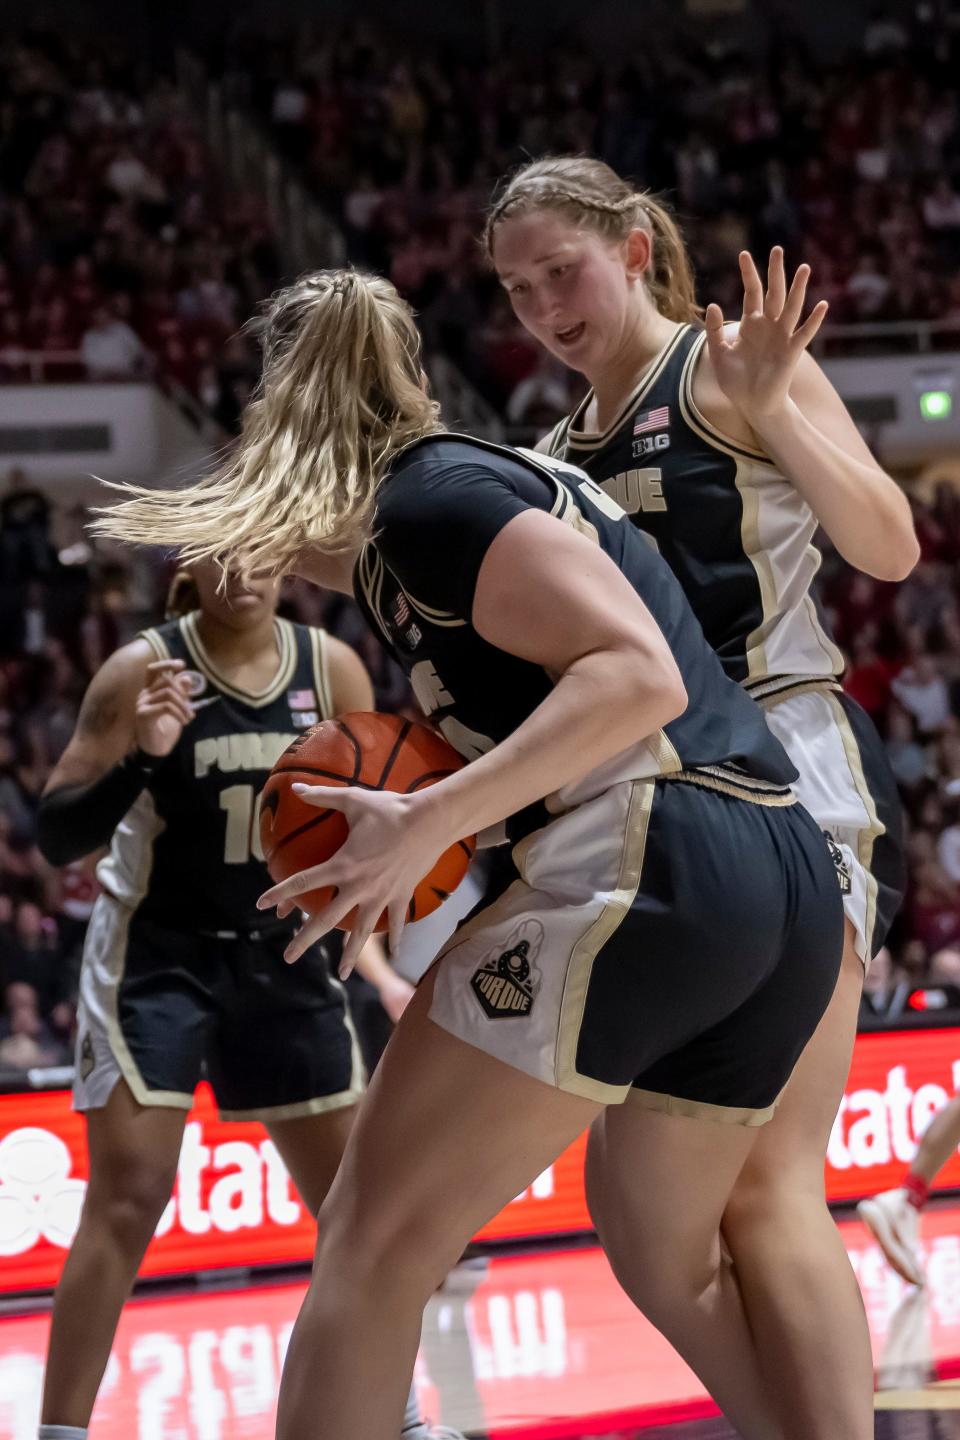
[36,812,72,868]
[863,494,921,581]
[880,529,921,582]
[658,666,688,726]
[852,530,920,583]
[627,646,687,727]
[36,790,84,868]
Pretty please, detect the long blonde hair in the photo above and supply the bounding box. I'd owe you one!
[483,156,701,324]
[92,270,442,576]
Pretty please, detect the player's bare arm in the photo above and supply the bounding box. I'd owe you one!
[262,508,686,969]
[326,635,376,714]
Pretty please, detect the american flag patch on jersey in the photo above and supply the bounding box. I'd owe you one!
[634,405,670,435]
[287,688,317,710]
[392,592,411,627]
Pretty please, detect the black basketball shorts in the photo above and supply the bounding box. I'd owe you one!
[74,902,364,1120]
[429,774,844,1124]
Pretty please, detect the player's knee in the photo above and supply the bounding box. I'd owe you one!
[603,1222,721,1325]
[724,1163,825,1237]
[316,1194,459,1303]
[86,1163,176,1249]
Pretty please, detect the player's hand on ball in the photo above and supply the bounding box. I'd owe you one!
[135,659,196,758]
[704,246,829,422]
[257,784,449,976]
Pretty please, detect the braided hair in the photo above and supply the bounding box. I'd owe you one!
[484,156,701,324]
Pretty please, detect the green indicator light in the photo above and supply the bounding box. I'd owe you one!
[920,390,953,420]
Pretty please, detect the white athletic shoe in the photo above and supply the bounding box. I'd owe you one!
[858,1187,925,1286]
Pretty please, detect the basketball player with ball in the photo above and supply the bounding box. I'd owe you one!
[33,563,453,1440]
[98,269,853,1440]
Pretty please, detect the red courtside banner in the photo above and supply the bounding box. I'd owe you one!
[1,1027,960,1296]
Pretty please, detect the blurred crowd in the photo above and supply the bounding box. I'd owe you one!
[2,459,960,1071]
[6,14,960,431]
[208,5,960,413]
[0,30,274,426]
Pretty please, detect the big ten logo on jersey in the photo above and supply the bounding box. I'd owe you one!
[599,468,667,516]
[633,431,671,460]
[408,660,495,760]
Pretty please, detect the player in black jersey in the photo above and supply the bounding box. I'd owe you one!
[96,269,851,1440]
[486,155,919,1440]
[33,563,441,1440]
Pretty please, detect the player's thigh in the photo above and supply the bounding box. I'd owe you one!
[83,1078,187,1216]
[315,968,601,1285]
[587,1100,757,1303]
[731,921,861,1196]
[267,1104,358,1219]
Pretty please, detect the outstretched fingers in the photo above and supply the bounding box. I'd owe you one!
[764,246,788,318]
[792,297,830,350]
[781,260,811,334]
[739,250,765,318]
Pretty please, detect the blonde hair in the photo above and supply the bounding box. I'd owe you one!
[484,156,701,324]
[164,568,200,619]
[92,270,442,576]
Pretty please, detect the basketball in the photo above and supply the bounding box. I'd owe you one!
[259,712,477,931]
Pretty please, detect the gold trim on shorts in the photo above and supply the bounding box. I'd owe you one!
[627,1085,780,1127]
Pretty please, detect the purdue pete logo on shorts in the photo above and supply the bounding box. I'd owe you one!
[826,833,853,896]
[471,920,544,1018]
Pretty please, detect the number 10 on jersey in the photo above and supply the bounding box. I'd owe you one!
[219,784,265,864]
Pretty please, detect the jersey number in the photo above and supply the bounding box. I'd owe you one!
[220,784,265,864]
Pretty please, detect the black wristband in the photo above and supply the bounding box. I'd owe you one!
[127,746,162,779]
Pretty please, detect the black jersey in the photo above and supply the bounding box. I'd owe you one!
[96,613,335,932]
[353,434,796,828]
[545,324,844,698]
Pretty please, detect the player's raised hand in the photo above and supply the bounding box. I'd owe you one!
[704,247,829,422]
[257,782,449,977]
[134,659,196,757]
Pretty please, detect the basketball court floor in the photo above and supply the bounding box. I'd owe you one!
[3,1199,960,1439]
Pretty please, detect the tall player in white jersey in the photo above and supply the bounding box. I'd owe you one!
[486,155,918,1440]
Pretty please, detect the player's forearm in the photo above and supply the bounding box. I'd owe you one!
[414,645,686,851]
[750,398,918,581]
[37,751,159,866]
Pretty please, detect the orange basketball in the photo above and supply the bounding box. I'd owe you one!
[259,712,476,932]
